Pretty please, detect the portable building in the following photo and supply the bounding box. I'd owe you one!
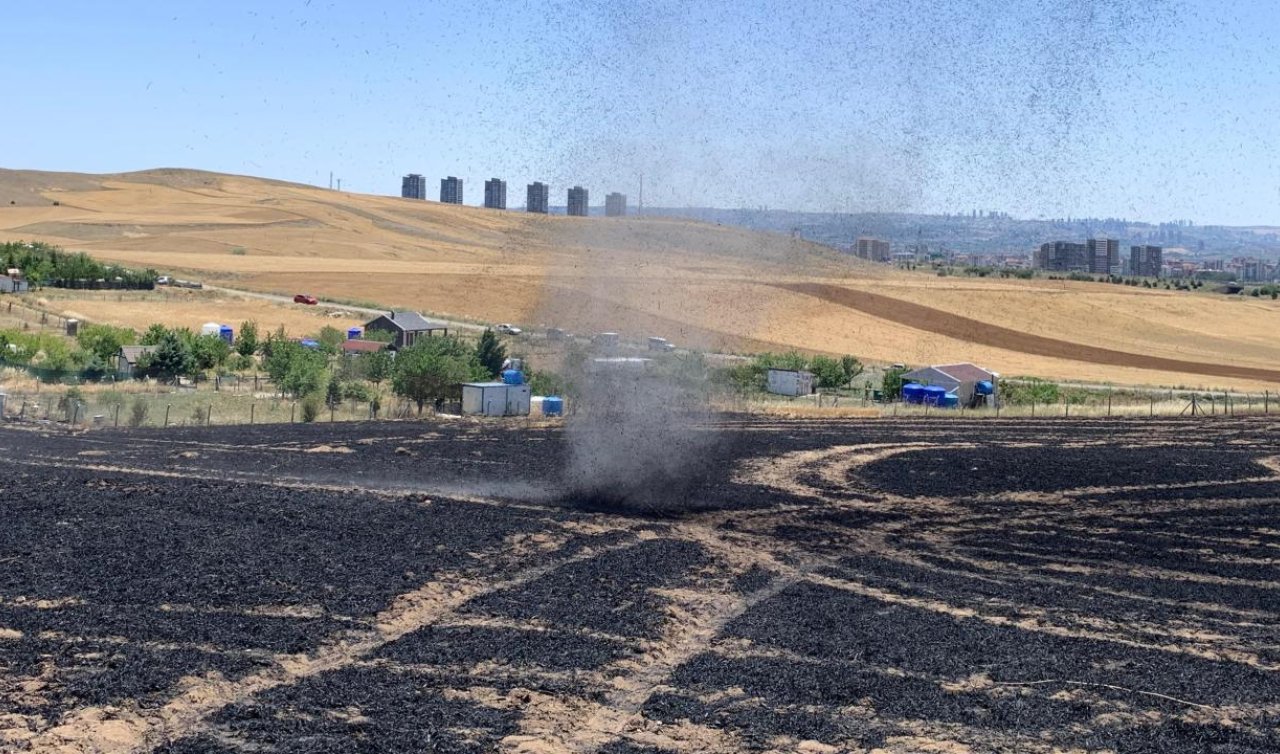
[117,345,157,379]
[461,382,531,417]
[766,368,815,397]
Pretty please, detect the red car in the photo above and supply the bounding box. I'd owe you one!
[293,293,318,305]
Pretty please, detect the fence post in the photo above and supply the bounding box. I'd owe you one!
[1064,400,1069,418]
[207,406,213,426]
[331,406,336,422]
[114,404,120,427]
[164,404,171,427]
[250,403,255,424]
[71,401,80,426]
[291,403,296,423]
[1267,390,1270,414]
[1150,396,1154,417]
[1107,390,1112,417]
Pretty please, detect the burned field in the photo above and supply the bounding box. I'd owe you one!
[1,417,1278,753]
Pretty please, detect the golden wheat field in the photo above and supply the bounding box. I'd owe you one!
[3,167,1280,390]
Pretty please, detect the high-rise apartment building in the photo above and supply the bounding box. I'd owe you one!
[526,182,550,214]
[483,178,507,210]
[1087,238,1120,274]
[567,186,589,217]
[401,174,426,200]
[1129,245,1163,277]
[440,176,463,204]
[1034,241,1090,272]
[855,238,891,262]
[605,192,626,217]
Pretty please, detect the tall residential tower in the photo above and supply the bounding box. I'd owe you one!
[483,178,507,209]
[567,186,589,217]
[401,174,426,200]
[526,182,549,213]
[440,176,463,204]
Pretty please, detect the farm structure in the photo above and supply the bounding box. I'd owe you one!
[767,367,815,397]
[115,345,156,379]
[461,381,531,416]
[363,311,449,350]
[900,362,998,407]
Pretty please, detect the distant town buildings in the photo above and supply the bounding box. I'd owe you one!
[855,238,891,262]
[440,176,463,205]
[1130,245,1163,277]
[483,178,507,210]
[1034,240,1124,273]
[1087,238,1120,275]
[526,182,550,214]
[567,186,589,217]
[605,192,627,217]
[401,174,426,200]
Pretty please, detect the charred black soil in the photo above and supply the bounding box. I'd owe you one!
[1,416,1277,753]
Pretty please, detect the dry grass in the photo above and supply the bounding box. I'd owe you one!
[3,167,1279,390]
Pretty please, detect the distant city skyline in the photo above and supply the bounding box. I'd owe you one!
[2,2,1277,225]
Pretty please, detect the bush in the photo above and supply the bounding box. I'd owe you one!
[128,398,149,427]
[882,367,908,400]
[300,395,321,423]
[341,381,375,403]
[809,355,847,389]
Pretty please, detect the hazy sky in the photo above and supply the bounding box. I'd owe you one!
[4,0,1277,225]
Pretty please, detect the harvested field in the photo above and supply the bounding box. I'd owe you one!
[1,416,1278,752]
[5,168,1280,390]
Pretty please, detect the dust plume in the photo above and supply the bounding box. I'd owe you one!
[559,356,720,514]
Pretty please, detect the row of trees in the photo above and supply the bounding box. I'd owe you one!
[714,351,865,395]
[1,241,157,288]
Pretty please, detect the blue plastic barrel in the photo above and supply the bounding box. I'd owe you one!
[902,383,925,404]
[502,369,524,385]
[347,327,363,340]
[218,325,233,344]
[542,396,564,417]
[922,385,948,405]
[941,393,960,408]
[975,380,994,396]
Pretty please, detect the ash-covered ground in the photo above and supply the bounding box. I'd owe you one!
[1,416,1278,753]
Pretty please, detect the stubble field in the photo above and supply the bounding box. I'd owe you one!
[1,416,1277,753]
[4,168,1280,390]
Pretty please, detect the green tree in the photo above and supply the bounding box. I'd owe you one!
[236,320,259,357]
[475,329,507,378]
[190,334,232,371]
[840,355,864,384]
[77,324,136,363]
[362,328,395,344]
[882,366,909,401]
[141,332,194,383]
[140,323,170,346]
[391,336,488,414]
[365,349,392,386]
[317,325,346,354]
[325,375,343,410]
[808,355,847,389]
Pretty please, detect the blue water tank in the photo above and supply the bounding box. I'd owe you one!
[502,369,524,385]
[975,380,994,396]
[941,393,960,408]
[218,325,233,344]
[922,385,948,405]
[542,396,564,417]
[902,383,925,404]
[347,327,363,340]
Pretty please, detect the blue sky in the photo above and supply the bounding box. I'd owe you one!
[3,0,1277,225]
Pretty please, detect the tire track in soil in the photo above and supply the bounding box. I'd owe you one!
[22,511,650,754]
[770,281,1280,384]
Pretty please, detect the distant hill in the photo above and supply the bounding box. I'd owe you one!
[643,206,1280,258]
[3,166,1280,389]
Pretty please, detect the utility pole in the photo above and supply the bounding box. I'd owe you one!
[638,173,643,216]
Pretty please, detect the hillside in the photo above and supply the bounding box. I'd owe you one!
[3,167,1280,390]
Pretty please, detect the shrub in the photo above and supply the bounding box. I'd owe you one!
[300,395,321,423]
[128,398,149,427]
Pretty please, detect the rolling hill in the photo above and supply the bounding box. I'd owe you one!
[3,167,1280,390]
